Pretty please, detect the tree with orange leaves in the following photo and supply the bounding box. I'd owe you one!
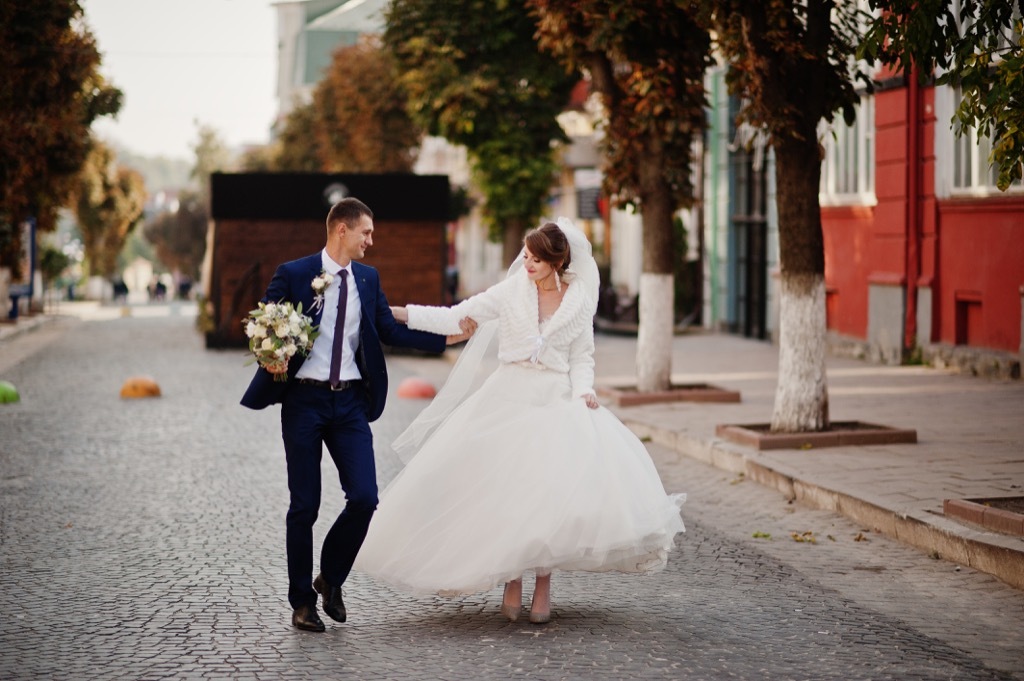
[0,1,122,277]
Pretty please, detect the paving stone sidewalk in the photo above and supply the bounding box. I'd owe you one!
[1,307,1022,679]
[579,333,1024,592]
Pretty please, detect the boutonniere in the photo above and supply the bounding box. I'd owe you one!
[310,269,334,313]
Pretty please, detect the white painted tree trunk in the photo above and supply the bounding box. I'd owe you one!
[636,272,674,392]
[771,272,830,431]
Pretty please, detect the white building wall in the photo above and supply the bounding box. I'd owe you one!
[274,2,310,120]
[413,136,504,297]
[610,208,643,296]
[455,210,505,296]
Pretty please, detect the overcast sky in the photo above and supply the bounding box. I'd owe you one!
[81,0,279,160]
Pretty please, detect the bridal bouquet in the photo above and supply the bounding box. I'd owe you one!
[243,301,318,381]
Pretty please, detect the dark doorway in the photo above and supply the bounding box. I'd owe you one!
[729,144,768,340]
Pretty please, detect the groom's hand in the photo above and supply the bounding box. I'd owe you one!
[445,317,477,345]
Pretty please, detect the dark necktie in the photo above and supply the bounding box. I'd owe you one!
[329,270,348,388]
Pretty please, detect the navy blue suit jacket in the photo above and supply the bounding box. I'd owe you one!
[240,253,446,421]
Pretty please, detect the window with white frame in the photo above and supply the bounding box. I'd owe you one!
[951,86,1023,193]
[944,1,1022,193]
[819,94,875,204]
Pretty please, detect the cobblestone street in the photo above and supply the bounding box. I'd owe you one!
[1,308,1022,680]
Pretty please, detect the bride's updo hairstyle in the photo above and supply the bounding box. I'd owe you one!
[524,222,571,273]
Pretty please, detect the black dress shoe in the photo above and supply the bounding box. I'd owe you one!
[313,572,347,623]
[292,604,325,632]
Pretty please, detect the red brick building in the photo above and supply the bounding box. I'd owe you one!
[204,173,450,347]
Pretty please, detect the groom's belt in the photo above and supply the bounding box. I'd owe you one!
[296,378,359,391]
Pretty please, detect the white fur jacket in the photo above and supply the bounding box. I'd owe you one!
[406,270,597,398]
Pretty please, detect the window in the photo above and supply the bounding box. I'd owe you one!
[819,95,875,204]
[943,1,1022,194]
[951,86,1023,193]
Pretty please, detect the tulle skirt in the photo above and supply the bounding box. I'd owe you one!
[354,363,685,595]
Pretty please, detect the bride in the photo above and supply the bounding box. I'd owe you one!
[354,218,685,624]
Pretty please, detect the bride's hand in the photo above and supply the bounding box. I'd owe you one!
[390,306,408,323]
[582,393,599,409]
[445,317,477,345]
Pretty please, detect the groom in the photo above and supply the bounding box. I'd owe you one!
[241,197,470,632]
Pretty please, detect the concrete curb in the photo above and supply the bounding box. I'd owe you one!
[0,313,57,344]
[622,416,1024,591]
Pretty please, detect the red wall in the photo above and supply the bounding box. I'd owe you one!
[822,82,1022,354]
[822,87,911,339]
[934,198,1024,351]
[822,205,872,336]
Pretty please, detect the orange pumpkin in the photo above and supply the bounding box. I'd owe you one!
[119,376,162,399]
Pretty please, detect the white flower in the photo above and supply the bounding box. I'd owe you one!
[312,270,334,294]
[244,300,318,379]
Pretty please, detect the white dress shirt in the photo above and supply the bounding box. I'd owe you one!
[295,250,363,382]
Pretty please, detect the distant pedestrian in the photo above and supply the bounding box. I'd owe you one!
[241,197,474,632]
[355,218,685,624]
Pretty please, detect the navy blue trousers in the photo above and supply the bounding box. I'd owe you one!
[280,383,377,610]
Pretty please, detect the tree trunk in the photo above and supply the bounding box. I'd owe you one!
[770,138,829,432]
[636,148,676,392]
[772,271,828,431]
[637,272,674,391]
[502,218,528,267]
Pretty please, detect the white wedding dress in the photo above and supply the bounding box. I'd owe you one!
[355,219,684,596]
[354,288,684,595]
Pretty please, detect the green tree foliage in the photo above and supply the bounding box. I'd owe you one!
[860,0,1024,189]
[143,190,207,280]
[0,0,122,275]
[72,142,146,278]
[531,0,712,392]
[385,0,578,260]
[39,243,71,289]
[709,0,870,431]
